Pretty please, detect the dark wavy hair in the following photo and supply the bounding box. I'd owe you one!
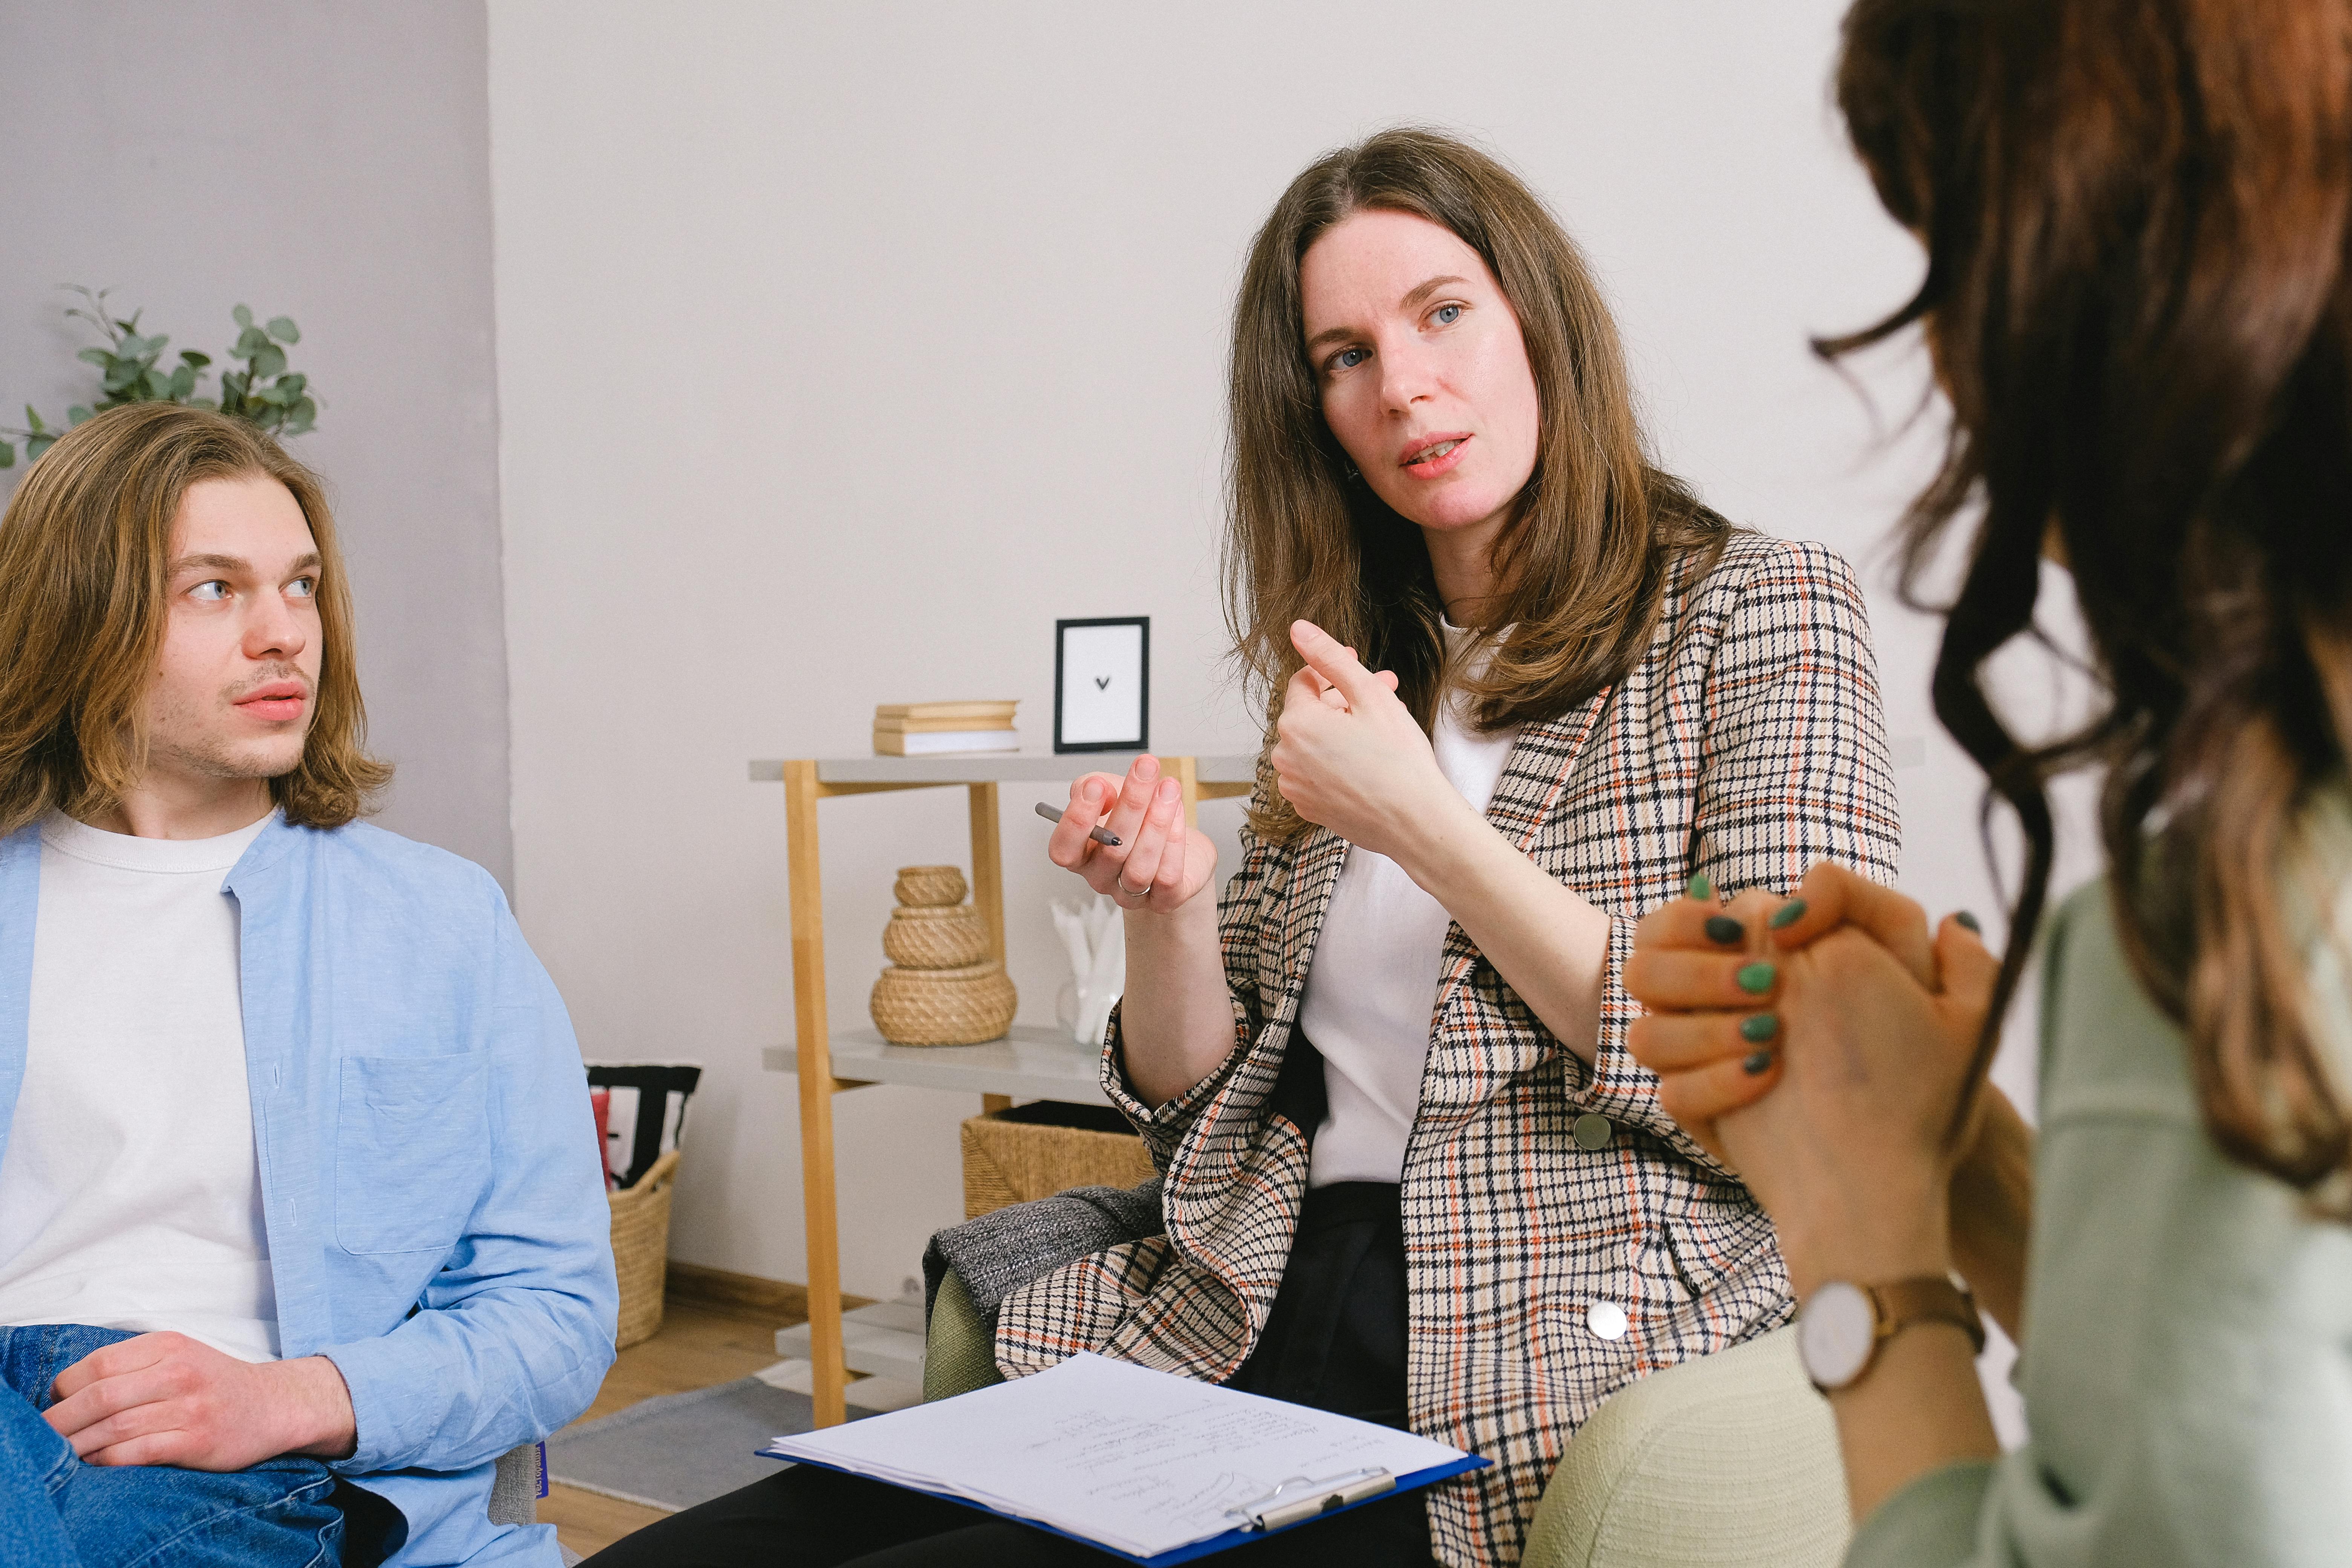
[0,403,390,834]
[1826,0,2352,1205]
[1225,127,1729,841]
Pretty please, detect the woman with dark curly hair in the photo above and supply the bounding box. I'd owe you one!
[1629,2,2352,1563]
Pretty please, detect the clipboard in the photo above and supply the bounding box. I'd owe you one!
[753,1446,1488,1566]
[750,1354,1486,1565]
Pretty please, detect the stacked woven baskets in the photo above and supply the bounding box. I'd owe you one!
[870,865,1017,1045]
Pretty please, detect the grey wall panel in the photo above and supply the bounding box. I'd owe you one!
[0,1,511,889]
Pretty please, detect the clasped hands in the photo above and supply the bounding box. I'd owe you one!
[43,1332,356,1470]
[1046,620,1457,905]
[1623,864,2004,1299]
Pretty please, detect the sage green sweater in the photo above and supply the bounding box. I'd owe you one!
[1848,871,2352,1565]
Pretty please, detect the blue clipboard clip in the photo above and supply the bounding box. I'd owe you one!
[1228,1467,1395,1532]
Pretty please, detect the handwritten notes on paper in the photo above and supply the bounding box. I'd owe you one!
[758,1353,1478,1562]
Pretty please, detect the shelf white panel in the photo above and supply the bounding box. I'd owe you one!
[762,1025,1110,1105]
[747,753,1256,786]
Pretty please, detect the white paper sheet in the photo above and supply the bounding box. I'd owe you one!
[761,1354,1473,1560]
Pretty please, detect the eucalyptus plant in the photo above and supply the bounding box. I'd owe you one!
[1,286,319,468]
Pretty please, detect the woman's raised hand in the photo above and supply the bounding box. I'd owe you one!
[1044,753,1217,913]
[1269,619,1441,861]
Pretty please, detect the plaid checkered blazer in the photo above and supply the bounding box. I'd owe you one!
[992,534,1899,1566]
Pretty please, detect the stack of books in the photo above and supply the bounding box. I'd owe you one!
[873,701,1020,756]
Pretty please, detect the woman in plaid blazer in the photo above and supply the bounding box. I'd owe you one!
[588,129,1897,1568]
[1021,129,1899,1568]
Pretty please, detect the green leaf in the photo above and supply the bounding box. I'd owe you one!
[250,345,287,380]
[180,350,212,368]
[101,363,138,394]
[277,372,306,397]
[26,434,54,459]
[287,396,318,431]
[24,405,45,431]
[142,368,172,399]
[77,348,112,368]
[66,406,92,426]
[233,326,272,358]
[0,442,14,468]
[166,364,197,400]
[233,304,253,329]
[265,315,300,344]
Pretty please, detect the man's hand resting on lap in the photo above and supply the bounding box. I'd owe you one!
[45,1331,357,1469]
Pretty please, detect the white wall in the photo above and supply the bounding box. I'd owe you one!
[488,2,2079,1423]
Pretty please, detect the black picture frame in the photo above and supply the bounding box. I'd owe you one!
[1053,617,1150,753]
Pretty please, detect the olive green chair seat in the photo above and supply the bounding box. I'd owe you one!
[923,1269,1847,1568]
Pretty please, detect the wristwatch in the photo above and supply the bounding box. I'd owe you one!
[1796,1277,1984,1392]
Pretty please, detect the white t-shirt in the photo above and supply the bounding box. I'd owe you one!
[1299,626,1520,1187]
[0,811,279,1361]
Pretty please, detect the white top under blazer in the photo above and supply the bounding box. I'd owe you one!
[1298,623,1519,1187]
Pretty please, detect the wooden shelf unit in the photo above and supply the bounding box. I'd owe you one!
[750,752,1254,1425]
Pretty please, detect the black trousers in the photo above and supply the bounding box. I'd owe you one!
[583,1182,1428,1568]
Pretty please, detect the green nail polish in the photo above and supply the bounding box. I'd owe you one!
[1740,1012,1779,1043]
[1704,915,1744,945]
[1955,910,1982,933]
[1768,898,1807,930]
[1743,1049,1775,1075]
[1736,962,1775,995]
[1686,871,1712,902]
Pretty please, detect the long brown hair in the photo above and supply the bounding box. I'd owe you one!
[1226,127,1728,840]
[0,403,390,835]
[1827,0,2352,1205]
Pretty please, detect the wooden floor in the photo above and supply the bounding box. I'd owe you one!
[540,1291,817,1559]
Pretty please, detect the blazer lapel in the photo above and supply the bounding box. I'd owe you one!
[1262,824,1349,1029]
[1424,687,1617,1084]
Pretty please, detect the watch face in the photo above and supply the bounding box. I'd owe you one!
[1799,1281,1877,1390]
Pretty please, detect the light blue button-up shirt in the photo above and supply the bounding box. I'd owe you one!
[0,815,619,1566]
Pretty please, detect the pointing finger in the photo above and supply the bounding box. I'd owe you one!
[1289,620,1384,709]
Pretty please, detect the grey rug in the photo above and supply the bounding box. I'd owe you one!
[547,1378,877,1513]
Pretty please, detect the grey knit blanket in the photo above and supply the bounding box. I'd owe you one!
[922,1176,1165,1326]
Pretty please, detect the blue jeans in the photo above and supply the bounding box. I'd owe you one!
[0,1324,345,1568]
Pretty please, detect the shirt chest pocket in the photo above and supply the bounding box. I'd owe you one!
[334,1053,492,1256]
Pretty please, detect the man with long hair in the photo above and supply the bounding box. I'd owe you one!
[0,405,615,1567]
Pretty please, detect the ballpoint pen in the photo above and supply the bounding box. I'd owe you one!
[1232,1468,1396,1532]
[1034,799,1120,846]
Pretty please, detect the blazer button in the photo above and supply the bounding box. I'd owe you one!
[1587,1301,1629,1340]
[1573,1113,1614,1150]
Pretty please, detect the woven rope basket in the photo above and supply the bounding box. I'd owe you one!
[882,904,988,969]
[961,1104,1155,1219]
[870,960,1016,1045]
[893,865,967,908]
[609,1146,683,1349]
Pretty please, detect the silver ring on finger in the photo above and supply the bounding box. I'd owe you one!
[1116,877,1152,902]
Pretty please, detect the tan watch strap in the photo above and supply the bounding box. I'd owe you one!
[1871,1277,1986,1356]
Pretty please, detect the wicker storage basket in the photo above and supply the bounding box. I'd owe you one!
[893,865,968,908]
[962,1101,1154,1219]
[882,904,988,969]
[870,960,1017,1045]
[609,1146,683,1349]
